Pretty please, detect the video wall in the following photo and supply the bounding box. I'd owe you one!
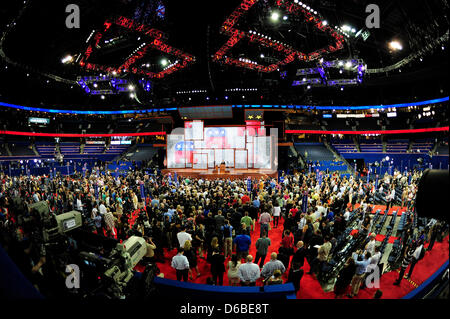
[167,120,276,170]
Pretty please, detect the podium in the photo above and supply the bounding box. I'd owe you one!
[213,163,228,174]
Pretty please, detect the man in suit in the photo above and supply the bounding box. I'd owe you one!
[291,241,306,268]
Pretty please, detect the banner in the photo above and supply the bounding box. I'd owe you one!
[301,190,308,213]
[247,177,252,192]
[375,175,379,189]
[94,183,99,200]
[140,182,145,200]
[367,167,371,184]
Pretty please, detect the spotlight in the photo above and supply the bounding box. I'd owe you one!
[225,96,229,100]
[270,11,280,21]
[338,61,344,66]
[322,20,328,26]
[283,16,288,21]
[307,85,311,89]
[93,83,98,88]
[128,85,135,91]
[101,95,105,100]
[340,87,344,91]
[342,25,351,32]
[389,40,403,51]
[345,61,352,68]
[61,55,73,64]
[260,53,265,58]
[339,69,343,74]
[129,93,135,98]
[161,58,169,66]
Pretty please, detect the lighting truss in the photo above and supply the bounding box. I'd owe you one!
[292,58,366,87]
[213,0,344,73]
[78,16,196,79]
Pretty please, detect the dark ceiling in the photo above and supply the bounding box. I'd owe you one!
[0,0,448,109]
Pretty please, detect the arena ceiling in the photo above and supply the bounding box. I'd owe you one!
[0,0,448,109]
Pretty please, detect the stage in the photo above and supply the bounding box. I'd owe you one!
[161,168,278,180]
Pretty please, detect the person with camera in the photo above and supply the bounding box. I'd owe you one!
[347,249,371,298]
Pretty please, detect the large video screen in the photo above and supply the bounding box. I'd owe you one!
[167,120,276,170]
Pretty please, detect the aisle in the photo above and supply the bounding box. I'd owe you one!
[142,207,449,299]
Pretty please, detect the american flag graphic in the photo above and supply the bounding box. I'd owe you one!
[175,141,194,164]
[205,128,228,148]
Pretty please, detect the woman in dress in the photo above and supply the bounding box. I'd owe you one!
[227,254,241,286]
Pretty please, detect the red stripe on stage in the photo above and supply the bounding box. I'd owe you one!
[0,130,167,137]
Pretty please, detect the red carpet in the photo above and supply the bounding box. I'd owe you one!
[130,206,449,299]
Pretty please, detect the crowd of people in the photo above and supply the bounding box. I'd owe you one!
[0,165,446,299]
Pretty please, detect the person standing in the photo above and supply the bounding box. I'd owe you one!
[210,249,226,285]
[348,250,371,298]
[171,248,190,282]
[334,258,356,299]
[240,211,254,232]
[394,243,416,286]
[184,240,201,280]
[177,225,192,249]
[233,231,251,260]
[405,241,425,280]
[287,262,304,294]
[261,253,286,281]
[254,231,271,268]
[259,210,272,238]
[291,241,306,268]
[221,219,233,259]
[227,254,241,286]
[272,203,281,229]
[238,255,261,286]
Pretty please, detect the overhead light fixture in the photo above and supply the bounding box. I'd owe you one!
[101,95,105,100]
[128,85,135,91]
[283,15,288,21]
[61,55,73,64]
[161,58,169,66]
[345,61,352,68]
[270,11,280,21]
[389,40,403,51]
[129,93,135,98]
[342,25,351,32]
[322,20,328,26]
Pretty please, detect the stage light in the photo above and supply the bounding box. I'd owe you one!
[101,95,105,100]
[340,87,344,91]
[225,96,229,100]
[339,69,343,74]
[345,61,352,68]
[385,156,390,161]
[342,25,351,32]
[260,53,265,58]
[307,85,311,89]
[338,61,344,66]
[242,95,245,99]
[129,93,135,98]
[442,46,445,50]
[302,78,306,81]
[93,83,98,88]
[389,40,403,51]
[61,55,73,64]
[322,20,328,26]
[270,11,280,21]
[161,58,169,66]
[283,16,288,21]
[128,85,135,91]
[351,28,356,33]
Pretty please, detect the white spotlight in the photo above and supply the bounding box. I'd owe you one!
[389,40,403,51]
[270,12,280,21]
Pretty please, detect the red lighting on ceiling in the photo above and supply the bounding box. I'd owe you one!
[213,0,344,72]
[78,16,196,79]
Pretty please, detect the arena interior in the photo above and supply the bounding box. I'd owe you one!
[0,0,449,305]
